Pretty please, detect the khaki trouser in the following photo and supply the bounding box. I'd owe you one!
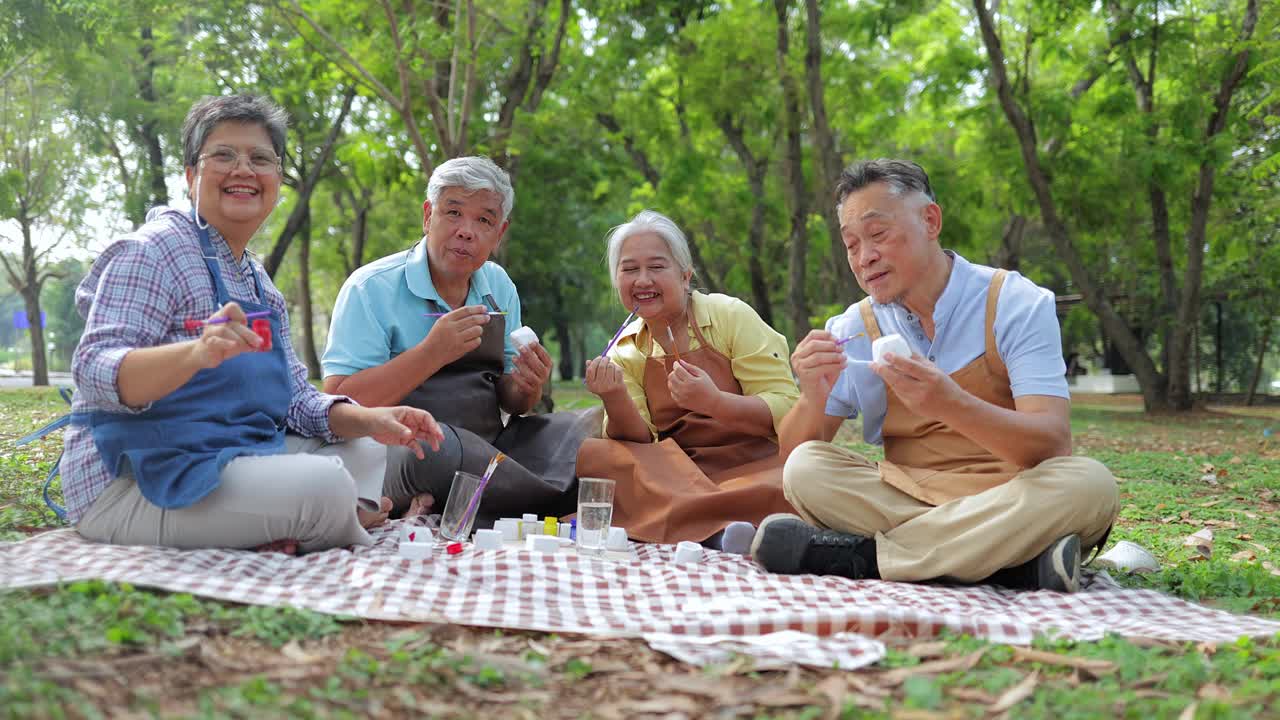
[782,441,1119,583]
[77,435,385,553]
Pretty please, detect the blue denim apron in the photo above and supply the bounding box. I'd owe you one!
[70,213,290,509]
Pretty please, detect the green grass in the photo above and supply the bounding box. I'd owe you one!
[2,386,1278,718]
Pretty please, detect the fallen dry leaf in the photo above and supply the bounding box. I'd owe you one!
[1198,473,1220,485]
[1183,528,1214,560]
[1010,648,1116,676]
[946,686,998,704]
[1229,550,1257,562]
[814,675,847,720]
[990,671,1039,714]
[906,641,950,659]
[1228,455,1243,464]
[1198,499,1224,508]
[1178,702,1199,720]
[879,649,987,686]
[1264,561,1280,577]
[1197,683,1232,701]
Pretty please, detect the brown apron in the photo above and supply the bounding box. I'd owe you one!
[400,294,592,517]
[864,270,1023,506]
[575,299,794,543]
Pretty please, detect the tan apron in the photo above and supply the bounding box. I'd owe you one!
[864,270,1023,506]
[575,299,794,543]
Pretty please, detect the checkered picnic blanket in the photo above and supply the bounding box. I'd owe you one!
[3,523,1278,669]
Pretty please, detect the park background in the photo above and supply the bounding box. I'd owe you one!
[2,0,1278,411]
[2,1,1280,717]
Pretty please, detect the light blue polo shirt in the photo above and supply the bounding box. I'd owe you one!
[322,239,522,377]
[825,252,1067,445]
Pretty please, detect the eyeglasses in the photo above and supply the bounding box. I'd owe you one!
[197,146,282,175]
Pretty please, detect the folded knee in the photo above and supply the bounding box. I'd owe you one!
[782,440,834,507]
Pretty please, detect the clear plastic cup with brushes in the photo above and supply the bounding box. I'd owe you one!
[438,453,505,542]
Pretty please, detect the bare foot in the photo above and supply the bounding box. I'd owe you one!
[358,496,393,529]
[254,539,299,555]
[406,493,435,518]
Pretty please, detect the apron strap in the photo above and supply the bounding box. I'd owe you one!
[856,298,882,341]
[983,270,1009,379]
[15,386,75,523]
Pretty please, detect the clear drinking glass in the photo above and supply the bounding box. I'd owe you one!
[438,471,484,542]
[576,477,615,555]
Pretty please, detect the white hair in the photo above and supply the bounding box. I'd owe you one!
[605,210,695,289]
[426,156,515,222]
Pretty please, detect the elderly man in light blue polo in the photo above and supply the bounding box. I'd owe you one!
[750,158,1119,593]
[322,156,596,525]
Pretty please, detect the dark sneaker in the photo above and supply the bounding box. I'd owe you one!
[750,513,877,579]
[987,534,1082,593]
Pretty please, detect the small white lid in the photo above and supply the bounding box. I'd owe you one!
[525,534,560,553]
[872,333,911,364]
[674,540,702,563]
[399,541,433,560]
[509,325,539,348]
[606,526,629,550]
[473,528,504,550]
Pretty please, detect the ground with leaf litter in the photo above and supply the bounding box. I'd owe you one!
[2,385,1278,718]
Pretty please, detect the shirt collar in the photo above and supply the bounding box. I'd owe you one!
[405,238,494,308]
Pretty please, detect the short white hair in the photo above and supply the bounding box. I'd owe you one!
[426,156,514,222]
[605,210,695,289]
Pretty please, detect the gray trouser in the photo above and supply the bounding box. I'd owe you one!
[76,434,386,553]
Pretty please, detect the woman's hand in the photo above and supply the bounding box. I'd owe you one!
[190,301,263,369]
[331,404,445,458]
[584,356,627,398]
[667,360,722,415]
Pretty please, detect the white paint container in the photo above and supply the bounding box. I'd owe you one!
[872,333,911,364]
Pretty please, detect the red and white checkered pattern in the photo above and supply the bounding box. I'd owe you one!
[3,523,1277,669]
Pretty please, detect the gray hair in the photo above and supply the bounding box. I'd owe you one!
[427,156,515,222]
[605,210,694,289]
[181,95,289,169]
[835,158,936,211]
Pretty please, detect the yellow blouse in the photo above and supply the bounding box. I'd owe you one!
[604,291,799,438]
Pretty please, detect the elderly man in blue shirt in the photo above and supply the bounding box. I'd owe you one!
[322,157,596,525]
[750,159,1119,592]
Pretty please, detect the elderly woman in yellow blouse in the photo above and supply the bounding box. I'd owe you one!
[577,210,800,554]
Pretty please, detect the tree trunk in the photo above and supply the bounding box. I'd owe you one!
[264,87,356,277]
[775,0,811,341]
[716,114,774,327]
[296,210,321,380]
[1245,314,1273,406]
[1164,0,1258,410]
[992,214,1026,271]
[973,0,1167,409]
[135,26,168,215]
[803,0,858,303]
[351,195,369,271]
[20,286,49,386]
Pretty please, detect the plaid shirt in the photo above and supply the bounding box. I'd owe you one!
[63,207,350,522]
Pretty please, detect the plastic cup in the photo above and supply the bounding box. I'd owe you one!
[576,477,615,555]
[1095,540,1159,573]
[438,471,484,542]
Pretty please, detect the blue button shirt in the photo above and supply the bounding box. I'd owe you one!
[825,252,1068,445]
[322,240,522,377]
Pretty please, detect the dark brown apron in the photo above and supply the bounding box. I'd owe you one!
[575,299,794,543]
[400,294,594,518]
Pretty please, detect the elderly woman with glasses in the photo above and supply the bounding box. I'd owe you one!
[62,94,444,554]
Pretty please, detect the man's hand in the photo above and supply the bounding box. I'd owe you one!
[791,330,845,401]
[873,352,964,421]
[667,360,721,415]
[190,301,263,369]
[584,356,627,398]
[350,405,445,459]
[508,341,553,401]
[421,305,490,366]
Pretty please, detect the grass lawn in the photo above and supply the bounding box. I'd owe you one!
[2,382,1278,719]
